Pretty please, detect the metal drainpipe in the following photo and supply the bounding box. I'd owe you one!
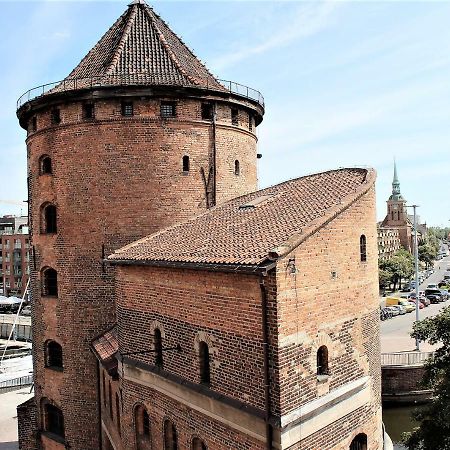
[259,274,273,450]
[211,103,217,208]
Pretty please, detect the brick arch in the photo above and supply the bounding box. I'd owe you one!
[149,320,166,340]
[346,429,368,450]
[309,332,335,371]
[193,331,219,369]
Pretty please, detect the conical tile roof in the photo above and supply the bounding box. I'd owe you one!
[54,1,224,91]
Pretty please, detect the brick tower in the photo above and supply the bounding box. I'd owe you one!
[16,1,264,448]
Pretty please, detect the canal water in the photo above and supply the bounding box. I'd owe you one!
[383,404,425,449]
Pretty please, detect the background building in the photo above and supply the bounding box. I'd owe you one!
[0,215,29,297]
[377,226,401,260]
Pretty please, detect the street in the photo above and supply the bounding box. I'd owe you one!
[380,252,450,353]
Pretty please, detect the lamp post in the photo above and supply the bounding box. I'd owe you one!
[407,205,420,351]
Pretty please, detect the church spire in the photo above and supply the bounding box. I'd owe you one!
[389,159,404,201]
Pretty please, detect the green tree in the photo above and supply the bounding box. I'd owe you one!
[419,243,437,268]
[389,248,414,290]
[378,268,392,292]
[403,306,450,449]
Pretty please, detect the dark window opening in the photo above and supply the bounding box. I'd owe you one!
[32,116,37,132]
[102,372,106,406]
[360,235,367,262]
[135,405,151,449]
[45,340,63,369]
[199,341,210,385]
[40,156,52,175]
[182,155,190,172]
[248,113,253,131]
[42,268,58,297]
[143,409,150,436]
[154,328,163,367]
[83,103,95,120]
[234,160,240,176]
[231,108,238,125]
[192,437,207,450]
[51,109,61,125]
[42,204,57,234]
[201,103,213,120]
[43,403,65,438]
[317,345,329,376]
[161,101,176,118]
[121,101,134,116]
[164,420,178,450]
[350,433,368,450]
[115,393,121,435]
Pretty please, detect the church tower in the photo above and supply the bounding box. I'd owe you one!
[16,2,264,448]
[382,161,412,251]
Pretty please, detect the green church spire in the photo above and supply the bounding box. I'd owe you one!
[389,159,404,201]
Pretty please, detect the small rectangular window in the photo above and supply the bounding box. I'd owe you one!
[31,116,37,132]
[231,108,238,125]
[248,113,253,131]
[83,103,95,119]
[161,101,176,118]
[201,103,213,120]
[121,101,134,117]
[51,109,61,125]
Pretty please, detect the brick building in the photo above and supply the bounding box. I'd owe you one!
[377,226,401,260]
[16,1,382,449]
[0,216,30,297]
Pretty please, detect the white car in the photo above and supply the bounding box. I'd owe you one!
[427,283,438,289]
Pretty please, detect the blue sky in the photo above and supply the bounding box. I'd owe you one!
[1,1,449,226]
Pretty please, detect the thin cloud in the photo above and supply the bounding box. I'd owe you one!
[211,1,342,71]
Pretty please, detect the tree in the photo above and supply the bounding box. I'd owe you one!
[378,268,392,292]
[403,307,450,449]
[419,243,437,269]
[388,248,414,291]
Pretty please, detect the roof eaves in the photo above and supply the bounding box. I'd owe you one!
[267,168,376,261]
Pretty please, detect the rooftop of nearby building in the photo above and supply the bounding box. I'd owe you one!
[109,168,376,270]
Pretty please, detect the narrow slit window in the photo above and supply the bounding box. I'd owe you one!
[234,160,240,176]
[39,156,52,175]
[32,116,37,132]
[42,204,57,234]
[360,235,367,262]
[199,341,210,385]
[43,402,65,438]
[192,437,208,450]
[108,381,113,418]
[45,340,63,369]
[154,328,163,367]
[161,101,176,118]
[42,268,58,297]
[115,393,121,435]
[317,345,329,376]
[248,113,253,131]
[121,101,134,116]
[182,155,190,172]
[164,420,178,450]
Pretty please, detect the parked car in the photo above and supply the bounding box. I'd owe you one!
[401,283,412,292]
[440,289,449,300]
[408,297,426,309]
[380,307,392,321]
[427,283,438,289]
[399,300,415,313]
[386,306,401,316]
[425,289,444,302]
[426,294,441,304]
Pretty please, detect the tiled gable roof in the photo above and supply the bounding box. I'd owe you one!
[91,326,118,364]
[109,168,376,269]
[54,1,223,91]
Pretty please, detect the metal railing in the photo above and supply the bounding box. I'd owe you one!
[17,74,264,110]
[381,351,434,366]
[0,374,33,392]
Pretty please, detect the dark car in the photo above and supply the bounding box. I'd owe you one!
[425,289,444,301]
[426,294,441,304]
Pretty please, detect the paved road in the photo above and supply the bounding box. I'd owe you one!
[380,252,450,353]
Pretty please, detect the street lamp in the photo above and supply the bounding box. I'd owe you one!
[407,205,420,351]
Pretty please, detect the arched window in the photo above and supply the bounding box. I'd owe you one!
[154,328,163,367]
[42,267,58,297]
[164,419,178,450]
[39,155,52,175]
[115,393,121,435]
[41,203,57,234]
[317,345,329,376]
[199,341,210,385]
[135,404,151,449]
[42,400,65,438]
[182,155,190,172]
[192,437,207,450]
[360,235,367,262]
[45,340,63,369]
[234,160,240,176]
[350,433,368,450]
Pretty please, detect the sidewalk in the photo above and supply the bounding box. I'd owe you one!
[0,387,33,450]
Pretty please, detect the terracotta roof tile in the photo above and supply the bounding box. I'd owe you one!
[109,168,376,268]
[51,1,223,93]
[92,326,118,363]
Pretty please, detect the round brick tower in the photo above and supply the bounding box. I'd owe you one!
[16,1,264,448]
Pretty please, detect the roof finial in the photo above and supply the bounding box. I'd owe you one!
[128,0,147,6]
[393,157,399,184]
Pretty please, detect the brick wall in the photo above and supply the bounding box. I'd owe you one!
[22,92,262,449]
[382,366,426,395]
[17,397,37,450]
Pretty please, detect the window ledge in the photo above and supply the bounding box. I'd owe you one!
[41,430,66,445]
